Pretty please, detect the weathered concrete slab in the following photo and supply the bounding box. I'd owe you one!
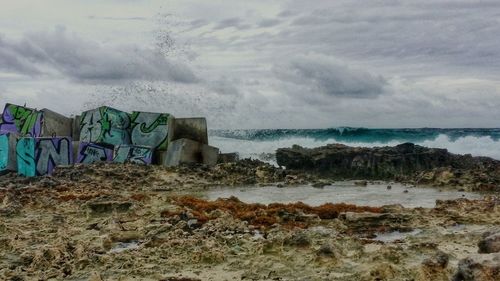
[169,117,208,145]
[17,137,73,177]
[130,111,170,150]
[0,103,43,137]
[113,145,153,165]
[41,108,73,137]
[79,106,131,146]
[72,115,81,141]
[0,132,18,174]
[201,144,219,166]
[163,138,202,167]
[77,142,114,164]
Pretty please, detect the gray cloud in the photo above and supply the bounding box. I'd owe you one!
[213,17,250,30]
[87,15,148,21]
[209,76,241,96]
[2,0,500,129]
[257,18,281,28]
[0,27,199,83]
[274,54,386,99]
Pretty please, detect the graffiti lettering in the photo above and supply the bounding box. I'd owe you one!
[77,142,113,164]
[0,104,43,137]
[16,138,36,177]
[36,138,72,176]
[130,112,170,150]
[113,145,153,165]
[0,134,8,170]
[0,133,17,173]
[80,107,130,146]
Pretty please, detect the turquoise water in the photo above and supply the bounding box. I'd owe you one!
[209,127,500,160]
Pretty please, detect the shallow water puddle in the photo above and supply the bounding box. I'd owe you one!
[205,181,482,208]
[373,229,422,242]
[109,241,140,253]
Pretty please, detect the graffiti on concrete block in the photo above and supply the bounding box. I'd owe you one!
[80,107,131,146]
[0,104,43,137]
[130,112,170,150]
[0,133,17,173]
[16,137,72,176]
[16,138,36,177]
[0,134,9,171]
[113,145,153,165]
[36,137,72,176]
[77,142,113,164]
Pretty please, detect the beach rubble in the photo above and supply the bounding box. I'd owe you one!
[0,160,499,280]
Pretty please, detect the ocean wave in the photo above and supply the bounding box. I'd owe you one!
[209,130,500,161]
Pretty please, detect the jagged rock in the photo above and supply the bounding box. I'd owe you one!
[276,143,500,189]
[453,254,500,281]
[317,243,336,257]
[86,201,133,215]
[422,250,449,269]
[284,231,311,247]
[478,231,500,254]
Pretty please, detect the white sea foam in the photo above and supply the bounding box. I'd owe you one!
[210,134,500,162]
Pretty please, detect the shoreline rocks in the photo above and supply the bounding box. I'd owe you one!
[276,143,500,191]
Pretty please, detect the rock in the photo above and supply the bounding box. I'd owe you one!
[317,243,336,257]
[276,143,500,186]
[285,231,311,247]
[87,201,133,215]
[218,152,239,163]
[452,253,500,281]
[422,250,449,269]
[311,181,330,188]
[478,231,500,253]
[354,180,368,186]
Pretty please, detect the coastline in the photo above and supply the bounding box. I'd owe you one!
[1,159,498,280]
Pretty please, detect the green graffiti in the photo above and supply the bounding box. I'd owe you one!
[79,107,130,146]
[130,112,170,150]
[2,104,43,137]
[16,138,36,177]
[0,134,8,171]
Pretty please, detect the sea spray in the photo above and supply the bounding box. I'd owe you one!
[210,128,500,161]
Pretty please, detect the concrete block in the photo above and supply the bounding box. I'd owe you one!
[41,108,73,137]
[113,145,153,165]
[163,138,202,167]
[72,115,81,141]
[130,111,171,150]
[72,141,79,164]
[0,132,18,174]
[16,137,73,177]
[201,144,219,166]
[77,142,114,164]
[169,117,208,145]
[79,106,131,146]
[0,103,43,137]
[218,152,239,163]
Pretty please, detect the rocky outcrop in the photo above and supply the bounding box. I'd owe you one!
[276,143,500,189]
[453,254,500,281]
[478,231,500,254]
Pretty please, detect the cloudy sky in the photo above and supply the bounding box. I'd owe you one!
[1,0,499,128]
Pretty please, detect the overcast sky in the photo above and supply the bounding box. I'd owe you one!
[1,0,499,128]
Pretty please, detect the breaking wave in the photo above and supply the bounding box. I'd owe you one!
[209,128,500,161]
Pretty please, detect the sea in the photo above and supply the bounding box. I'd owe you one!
[209,128,500,162]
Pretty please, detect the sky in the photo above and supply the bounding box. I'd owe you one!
[1,0,499,129]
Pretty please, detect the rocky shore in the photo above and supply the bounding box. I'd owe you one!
[0,158,499,280]
[276,143,500,191]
